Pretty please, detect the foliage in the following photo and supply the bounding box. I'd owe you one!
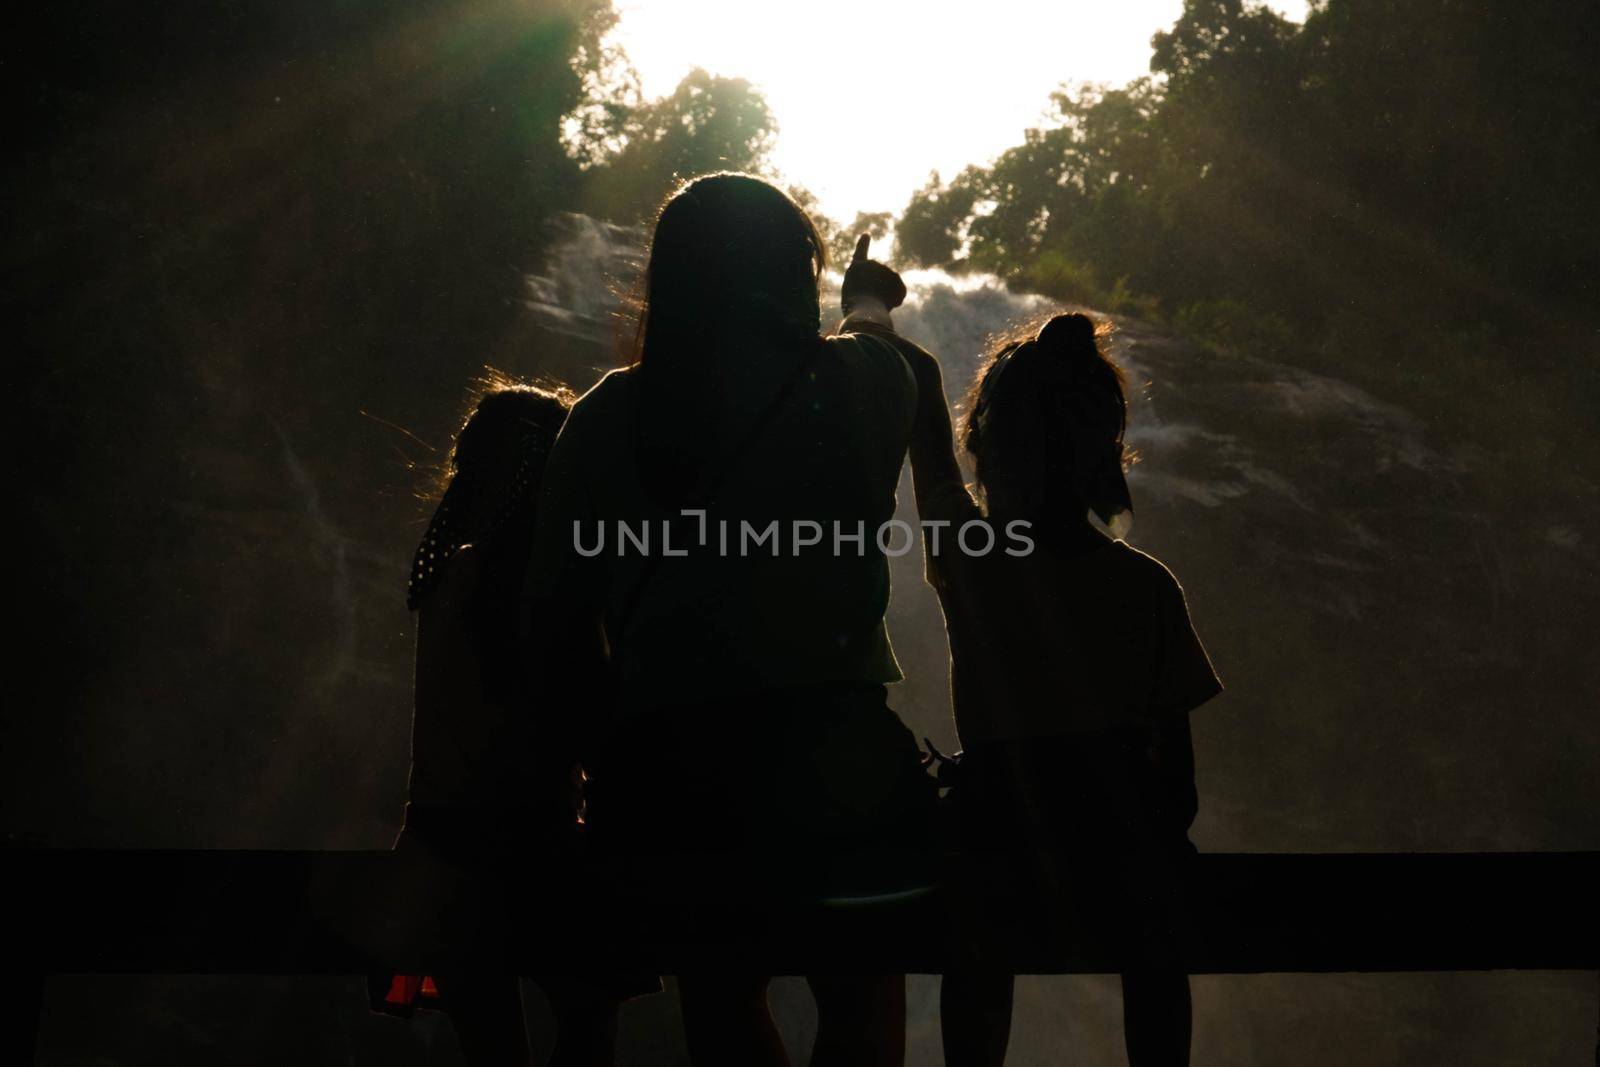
[824,211,895,268]
[893,0,1600,422]
[896,170,980,268]
[558,1,642,169]
[7,0,632,842]
[574,67,780,221]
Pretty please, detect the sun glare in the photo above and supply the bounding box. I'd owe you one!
[609,0,1309,222]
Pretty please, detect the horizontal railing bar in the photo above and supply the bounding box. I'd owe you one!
[10,850,1597,975]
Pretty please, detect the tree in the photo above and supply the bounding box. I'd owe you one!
[825,211,895,268]
[559,1,642,170]
[896,170,980,269]
[579,68,780,221]
[889,0,1600,410]
[5,0,634,848]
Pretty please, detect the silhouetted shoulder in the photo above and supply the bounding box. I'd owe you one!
[559,366,634,437]
[523,375,632,604]
[1108,541,1223,718]
[532,368,632,492]
[827,326,902,360]
[1106,540,1185,595]
[825,330,916,401]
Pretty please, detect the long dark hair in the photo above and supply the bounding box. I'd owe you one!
[961,312,1134,526]
[407,375,573,609]
[627,172,828,505]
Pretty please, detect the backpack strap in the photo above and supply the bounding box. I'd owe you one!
[614,342,820,642]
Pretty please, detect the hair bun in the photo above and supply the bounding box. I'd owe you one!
[1035,313,1097,358]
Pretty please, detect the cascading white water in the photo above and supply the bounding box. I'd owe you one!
[511,211,1588,868]
[511,213,1598,1067]
[521,212,1452,521]
[523,212,1052,372]
[523,213,648,345]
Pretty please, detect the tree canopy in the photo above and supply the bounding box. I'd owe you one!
[572,67,781,221]
[892,0,1600,418]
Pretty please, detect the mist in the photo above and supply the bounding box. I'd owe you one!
[8,1,1597,1064]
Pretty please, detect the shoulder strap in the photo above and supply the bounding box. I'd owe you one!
[614,342,820,641]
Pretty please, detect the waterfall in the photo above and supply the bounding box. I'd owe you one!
[519,212,1450,520]
[523,211,1054,379]
[510,211,1600,869]
[523,213,647,345]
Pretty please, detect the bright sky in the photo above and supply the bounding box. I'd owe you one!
[610,0,1309,223]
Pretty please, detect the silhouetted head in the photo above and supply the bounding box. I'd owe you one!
[408,375,573,609]
[961,312,1134,532]
[632,172,828,365]
[449,377,572,492]
[629,172,828,503]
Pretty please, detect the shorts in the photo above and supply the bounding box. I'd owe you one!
[587,682,940,904]
[944,717,1197,971]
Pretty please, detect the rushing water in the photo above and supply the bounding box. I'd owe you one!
[524,212,1051,368]
[509,214,1600,1066]
[28,215,1599,1067]
[521,211,1456,540]
[518,210,1597,841]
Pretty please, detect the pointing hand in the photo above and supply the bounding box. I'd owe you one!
[841,234,907,318]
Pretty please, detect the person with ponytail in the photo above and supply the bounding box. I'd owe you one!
[386,378,653,1066]
[524,175,938,1067]
[898,310,1222,1066]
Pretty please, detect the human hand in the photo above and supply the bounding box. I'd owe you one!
[841,234,907,319]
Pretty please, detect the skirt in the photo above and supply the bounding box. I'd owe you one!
[586,682,940,905]
[366,808,660,1015]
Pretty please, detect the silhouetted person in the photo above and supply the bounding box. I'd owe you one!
[861,304,1221,1066]
[525,175,939,1067]
[390,381,652,1066]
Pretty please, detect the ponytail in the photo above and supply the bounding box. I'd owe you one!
[961,312,1134,532]
[1034,312,1097,362]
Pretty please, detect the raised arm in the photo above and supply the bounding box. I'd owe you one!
[838,234,964,518]
[850,320,963,517]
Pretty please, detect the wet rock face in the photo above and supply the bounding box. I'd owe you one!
[519,217,1600,855]
[1098,319,1597,853]
[524,213,648,350]
[20,212,1593,861]
[17,186,1598,1060]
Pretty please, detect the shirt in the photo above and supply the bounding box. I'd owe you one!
[408,545,562,818]
[526,331,918,715]
[923,481,1222,744]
